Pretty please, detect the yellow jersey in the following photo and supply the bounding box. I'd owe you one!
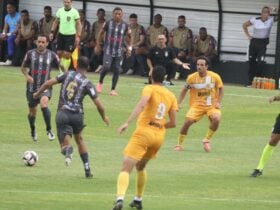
[137,85,178,133]
[186,71,223,107]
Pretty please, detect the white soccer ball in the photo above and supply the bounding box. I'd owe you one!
[22,150,38,166]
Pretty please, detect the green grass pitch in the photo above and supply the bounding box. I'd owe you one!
[0,66,280,210]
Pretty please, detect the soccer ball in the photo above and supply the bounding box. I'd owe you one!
[22,150,38,166]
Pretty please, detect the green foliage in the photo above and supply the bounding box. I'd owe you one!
[0,67,280,210]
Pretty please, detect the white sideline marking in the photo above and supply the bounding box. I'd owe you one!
[1,190,280,204]
[226,93,268,99]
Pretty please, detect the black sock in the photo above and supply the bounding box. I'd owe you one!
[80,153,90,170]
[28,114,36,132]
[41,107,51,131]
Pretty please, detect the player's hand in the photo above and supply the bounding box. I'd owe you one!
[269,96,275,103]
[182,63,190,70]
[103,116,110,126]
[75,37,80,47]
[118,122,128,134]
[26,75,34,84]
[215,102,221,109]
[94,45,101,55]
[33,92,39,99]
[49,33,54,42]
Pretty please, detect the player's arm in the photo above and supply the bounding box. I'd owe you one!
[33,78,58,99]
[92,97,109,126]
[216,86,224,109]
[173,57,190,70]
[178,85,189,108]
[21,65,33,83]
[118,95,150,134]
[242,20,252,40]
[49,18,59,41]
[94,26,105,55]
[1,22,9,39]
[147,57,153,76]
[165,109,177,129]
[75,18,82,46]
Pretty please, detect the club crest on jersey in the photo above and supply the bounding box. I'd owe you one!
[165,51,168,57]
[67,16,71,22]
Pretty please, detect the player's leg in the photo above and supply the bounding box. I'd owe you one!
[203,108,221,152]
[174,107,203,151]
[112,156,138,210]
[113,130,146,210]
[128,159,148,210]
[40,92,55,140]
[251,114,280,177]
[26,90,38,141]
[110,56,122,96]
[97,54,112,93]
[56,110,73,165]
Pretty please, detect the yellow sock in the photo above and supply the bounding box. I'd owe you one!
[178,134,186,145]
[205,129,215,141]
[136,170,147,198]
[116,171,130,198]
[257,144,275,170]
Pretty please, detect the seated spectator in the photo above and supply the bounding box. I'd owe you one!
[89,8,106,72]
[169,15,193,79]
[125,13,147,76]
[0,2,20,65]
[13,9,38,66]
[78,9,91,59]
[193,27,217,64]
[147,34,190,85]
[146,14,168,49]
[39,6,56,50]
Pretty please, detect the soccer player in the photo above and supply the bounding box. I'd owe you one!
[95,7,132,96]
[174,56,224,152]
[49,0,81,71]
[111,65,178,210]
[250,95,280,177]
[21,35,61,141]
[33,56,109,178]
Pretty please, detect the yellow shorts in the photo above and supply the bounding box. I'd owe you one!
[123,127,165,161]
[186,106,221,122]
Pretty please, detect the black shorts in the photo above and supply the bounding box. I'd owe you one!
[56,33,75,52]
[26,89,52,108]
[272,114,280,134]
[56,109,85,143]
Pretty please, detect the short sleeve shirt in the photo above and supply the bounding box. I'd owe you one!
[249,16,274,39]
[56,7,80,35]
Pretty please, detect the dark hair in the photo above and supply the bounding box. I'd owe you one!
[77,56,89,70]
[113,7,122,12]
[6,1,16,8]
[199,27,207,32]
[152,66,166,83]
[21,9,29,15]
[78,9,85,14]
[44,6,52,11]
[262,6,270,11]
[196,56,209,66]
[129,13,138,19]
[154,14,162,18]
[97,8,105,13]
[37,34,49,42]
[178,15,185,20]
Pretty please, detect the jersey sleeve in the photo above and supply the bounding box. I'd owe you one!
[85,81,98,100]
[103,21,109,32]
[22,51,31,67]
[74,9,80,20]
[141,86,153,97]
[56,8,61,19]
[214,73,223,88]
[249,17,256,25]
[51,52,60,68]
